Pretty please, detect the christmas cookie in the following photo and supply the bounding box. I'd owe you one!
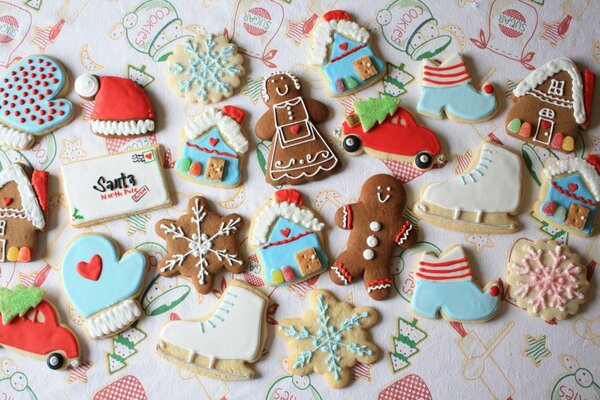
[416,53,498,123]
[176,106,249,188]
[505,57,595,153]
[308,10,386,97]
[61,234,147,339]
[278,289,379,388]
[256,71,339,185]
[0,285,80,370]
[0,163,48,263]
[534,155,600,237]
[249,189,328,285]
[61,144,171,227]
[410,245,500,322]
[156,196,245,295]
[75,74,155,137]
[156,280,268,380]
[167,34,245,104]
[507,240,589,321]
[339,96,445,170]
[0,55,73,149]
[330,174,417,300]
[414,142,523,234]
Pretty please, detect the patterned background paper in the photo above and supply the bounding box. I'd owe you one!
[0,0,599,398]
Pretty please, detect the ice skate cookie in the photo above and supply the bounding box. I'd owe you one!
[278,289,379,388]
[249,189,328,285]
[308,10,386,97]
[61,234,147,339]
[414,141,523,234]
[505,58,595,153]
[176,106,249,188]
[329,174,417,300]
[61,145,171,227]
[75,74,155,137]
[416,53,498,123]
[167,34,245,104]
[156,280,268,380]
[0,285,80,370]
[339,96,445,170]
[534,155,600,237]
[410,245,500,322]
[256,71,339,186]
[156,196,245,295]
[0,163,48,263]
[507,240,588,321]
[0,55,73,149]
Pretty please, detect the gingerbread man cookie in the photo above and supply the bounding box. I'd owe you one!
[156,196,245,294]
[330,174,417,300]
[255,71,339,186]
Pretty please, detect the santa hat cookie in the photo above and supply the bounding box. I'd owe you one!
[308,10,386,97]
[75,74,155,137]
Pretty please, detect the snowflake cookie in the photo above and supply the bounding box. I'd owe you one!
[155,196,246,294]
[278,290,379,388]
[507,240,589,321]
[167,34,245,104]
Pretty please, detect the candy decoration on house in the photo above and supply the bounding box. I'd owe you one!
[308,10,386,96]
[0,163,48,263]
[505,57,595,153]
[534,155,600,237]
[0,55,73,149]
[256,71,339,185]
[0,285,80,370]
[75,74,155,137]
[61,234,148,339]
[417,53,497,122]
[156,280,268,380]
[249,189,328,285]
[410,245,500,322]
[176,106,249,188]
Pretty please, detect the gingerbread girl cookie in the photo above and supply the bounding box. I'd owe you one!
[330,174,417,300]
[255,71,339,185]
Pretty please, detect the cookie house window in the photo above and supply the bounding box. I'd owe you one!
[539,108,555,119]
[548,80,564,96]
[0,220,5,236]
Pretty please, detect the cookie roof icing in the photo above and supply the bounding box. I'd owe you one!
[184,107,249,153]
[0,164,45,230]
[545,157,600,201]
[513,57,586,124]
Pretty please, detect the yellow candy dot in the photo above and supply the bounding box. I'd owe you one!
[562,136,575,152]
[6,247,19,262]
[271,269,284,284]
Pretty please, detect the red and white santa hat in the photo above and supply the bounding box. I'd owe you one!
[75,74,155,136]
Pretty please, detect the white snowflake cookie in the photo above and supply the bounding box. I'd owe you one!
[507,240,589,321]
[167,34,245,104]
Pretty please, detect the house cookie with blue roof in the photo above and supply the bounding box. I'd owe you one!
[535,155,600,237]
[309,10,386,97]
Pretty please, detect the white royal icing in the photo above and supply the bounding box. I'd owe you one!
[370,221,381,231]
[0,123,34,150]
[545,158,600,201]
[75,74,100,98]
[513,57,586,124]
[0,163,45,230]
[331,266,348,285]
[86,299,141,339]
[367,283,391,293]
[184,107,249,153]
[261,71,301,103]
[367,235,378,247]
[308,18,370,65]
[90,119,155,135]
[363,249,375,260]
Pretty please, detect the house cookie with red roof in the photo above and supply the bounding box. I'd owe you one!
[75,74,155,137]
[535,154,600,237]
[505,58,595,153]
[309,10,386,97]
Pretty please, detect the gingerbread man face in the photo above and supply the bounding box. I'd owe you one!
[360,174,406,211]
[262,73,302,106]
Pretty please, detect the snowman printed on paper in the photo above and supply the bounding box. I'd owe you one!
[551,354,600,400]
[0,359,37,400]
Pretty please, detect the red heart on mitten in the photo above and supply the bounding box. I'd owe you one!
[290,125,301,134]
[77,254,103,281]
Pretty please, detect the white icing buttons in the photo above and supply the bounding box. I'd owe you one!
[363,249,375,260]
[367,235,378,247]
[370,221,381,231]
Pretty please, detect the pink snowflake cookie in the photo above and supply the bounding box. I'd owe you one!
[507,240,589,321]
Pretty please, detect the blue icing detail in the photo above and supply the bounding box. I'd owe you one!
[417,84,497,121]
[322,33,384,95]
[61,234,146,317]
[0,55,73,134]
[177,127,242,186]
[259,218,327,285]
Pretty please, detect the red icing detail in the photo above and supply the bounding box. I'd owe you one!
[58,110,64,116]
[550,132,564,148]
[586,154,600,175]
[31,170,49,212]
[274,189,304,206]
[323,10,351,22]
[91,76,155,121]
[367,278,393,288]
[339,42,349,51]
[1,197,12,206]
[209,137,220,147]
[76,254,103,281]
[343,204,353,229]
[583,70,595,128]
[333,260,353,283]
[289,124,301,134]
[540,120,551,129]
[282,266,297,282]
[551,181,598,206]
[483,84,494,94]
[184,142,239,159]
[395,220,412,243]
[221,105,245,124]
[330,42,368,63]
[489,285,500,297]
[568,183,579,192]
[280,227,291,237]
[261,231,313,249]
[542,200,557,216]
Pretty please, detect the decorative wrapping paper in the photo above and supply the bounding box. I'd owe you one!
[0,0,598,399]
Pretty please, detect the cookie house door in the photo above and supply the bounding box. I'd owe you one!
[533,108,555,145]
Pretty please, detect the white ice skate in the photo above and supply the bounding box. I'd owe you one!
[155,280,268,380]
[414,142,522,233]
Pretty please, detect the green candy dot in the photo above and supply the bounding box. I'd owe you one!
[178,157,191,172]
[507,118,521,134]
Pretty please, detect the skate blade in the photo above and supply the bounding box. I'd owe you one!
[416,203,518,233]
